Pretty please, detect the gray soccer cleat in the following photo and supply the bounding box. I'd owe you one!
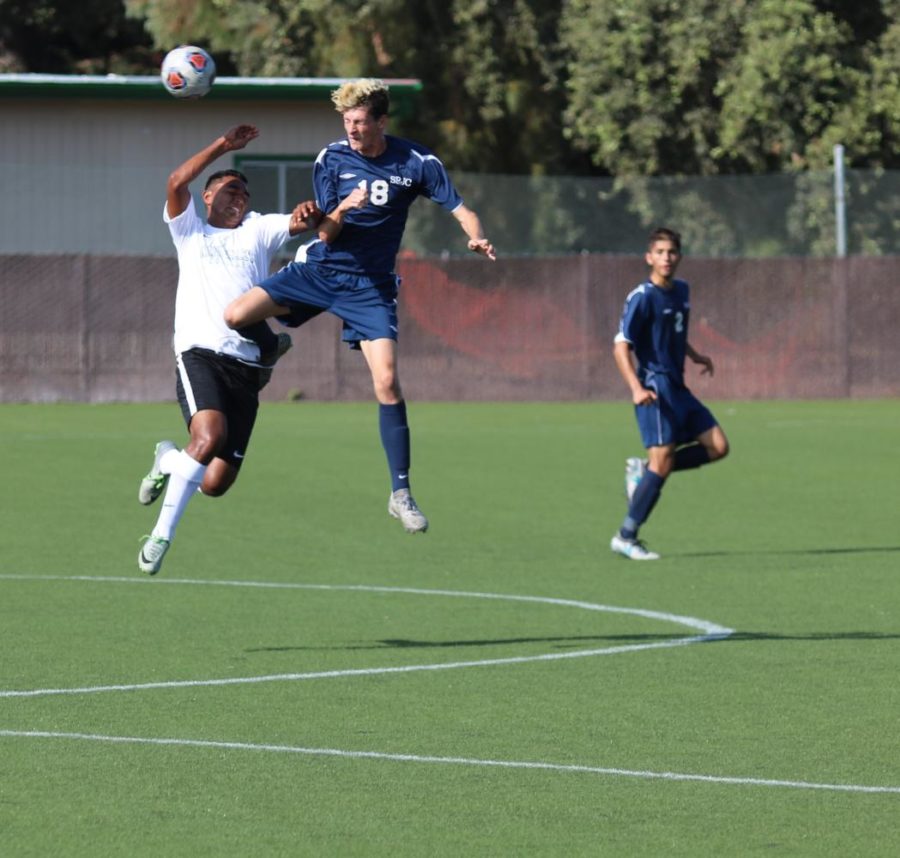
[610,534,660,560]
[625,456,647,503]
[258,332,293,390]
[138,440,177,505]
[388,489,429,533]
[138,535,171,575]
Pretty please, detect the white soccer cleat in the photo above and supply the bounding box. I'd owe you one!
[388,489,429,533]
[610,534,660,560]
[138,535,171,575]
[138,440,178,505]
[625,456,647,503]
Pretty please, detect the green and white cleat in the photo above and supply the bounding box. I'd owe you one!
[625,456,647,503]
[610,534,660,560]
[138,535,171,575]
[138,440,177,505]
[388,489,429,533]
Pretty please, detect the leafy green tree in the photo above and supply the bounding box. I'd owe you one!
[560,0,748,177]
[0,0,155,72]
[560,0,899,176]
[126,0,583,174]
[714,0,863,171]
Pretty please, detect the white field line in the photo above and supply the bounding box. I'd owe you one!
[2,730,898,795]
[0,635,716,698]
[0,574,733,636]
[0,575,732,699]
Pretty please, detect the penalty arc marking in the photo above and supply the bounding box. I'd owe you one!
[0,575,732,699]
[2,576,899,795]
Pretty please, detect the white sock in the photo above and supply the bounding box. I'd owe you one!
[159,446,181,475]
[151,451,207,541]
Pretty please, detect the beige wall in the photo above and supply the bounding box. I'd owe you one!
[0,97,339,256]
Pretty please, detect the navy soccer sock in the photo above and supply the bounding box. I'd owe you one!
[379,401,411,492]
[620,470,665,540]
[237,321,278,359]
[673,443,710,471]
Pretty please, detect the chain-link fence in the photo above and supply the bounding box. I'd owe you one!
[406,169,900,258]
[1,163,897,258]
[1,163,897,402]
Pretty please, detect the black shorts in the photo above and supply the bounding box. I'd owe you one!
[175,348,261,466]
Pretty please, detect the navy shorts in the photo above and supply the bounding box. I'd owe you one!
[634,371,717,449]
[260,261,399,349]
[175,348,259,466]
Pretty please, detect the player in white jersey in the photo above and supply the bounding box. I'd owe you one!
[223,80,496,535]
[137,125,321,575]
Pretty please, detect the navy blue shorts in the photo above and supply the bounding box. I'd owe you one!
[260,261,399,350]
[634,372,717,448]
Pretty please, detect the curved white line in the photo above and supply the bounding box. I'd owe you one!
[0,574,733,634]
[1,730,897,795]
[0,575,733,698]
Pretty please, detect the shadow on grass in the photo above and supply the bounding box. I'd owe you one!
[674,546,900,558]
[246,629,900,653]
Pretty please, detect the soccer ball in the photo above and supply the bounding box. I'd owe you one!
[160,46,216,99]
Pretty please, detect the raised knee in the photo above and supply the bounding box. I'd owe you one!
[201,479,231,498]
[186,433,225,465]
[223,303,242,329]
[712,439,730,462]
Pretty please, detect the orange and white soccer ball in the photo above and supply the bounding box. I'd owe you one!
[160,46,216,99]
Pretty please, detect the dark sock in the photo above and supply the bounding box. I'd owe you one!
[620,470,665,539]
[379,401,411,492]
[673,443,710,471]
[238,321,278,358]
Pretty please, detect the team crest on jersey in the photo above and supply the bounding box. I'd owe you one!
[390,175,413,187]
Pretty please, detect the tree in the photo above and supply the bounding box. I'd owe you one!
[714,0,863,172]
[0,0,155,73]
[560,0,748,177]
[126,0,585,175]
[561,0,900,177]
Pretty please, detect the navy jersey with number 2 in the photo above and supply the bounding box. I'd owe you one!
[304,135,464,279]
[615,278,691,387]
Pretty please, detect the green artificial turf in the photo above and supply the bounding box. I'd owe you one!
[1,400,899,856]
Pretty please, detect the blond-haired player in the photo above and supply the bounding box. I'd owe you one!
[225,80,495,534]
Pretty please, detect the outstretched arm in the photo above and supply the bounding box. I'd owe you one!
[289,200,324,236]
[316,185,369,244]
[686,343,714,376]
[452,204,496,260]
[166,124,259,219]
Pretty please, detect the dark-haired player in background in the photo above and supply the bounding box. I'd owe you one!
[610,227,729,560]
[137,124,321,575]
[224,78,496,534]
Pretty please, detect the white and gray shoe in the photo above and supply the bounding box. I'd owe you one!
[625,457,647,503]
[138,535,171,575]
[610,534,660,560]
[388,489,429,533]
[138,440,177,505]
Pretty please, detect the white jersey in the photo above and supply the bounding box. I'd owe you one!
[165,201,292,363]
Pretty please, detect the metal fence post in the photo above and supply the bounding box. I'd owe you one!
[834,144,847,258]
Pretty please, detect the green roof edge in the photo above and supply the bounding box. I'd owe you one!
[0,73,423,104]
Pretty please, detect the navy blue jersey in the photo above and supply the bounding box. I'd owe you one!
[304,134,464,279]
[616,279,691,386]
